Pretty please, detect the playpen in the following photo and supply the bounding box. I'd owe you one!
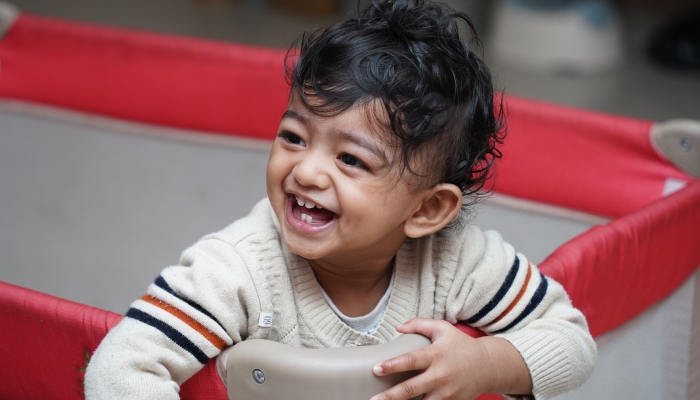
[1,6,699,400]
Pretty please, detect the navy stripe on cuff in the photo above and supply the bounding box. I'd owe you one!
[154,275,224,329]
[126,308,209,364]
[463,256,521,324]
[493,273,549,334]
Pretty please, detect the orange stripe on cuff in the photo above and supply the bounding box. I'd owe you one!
[140,294,227,350]
[485,263,533,327]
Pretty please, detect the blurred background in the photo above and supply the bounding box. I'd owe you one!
[1,0,698,314]
[6,0,700,121]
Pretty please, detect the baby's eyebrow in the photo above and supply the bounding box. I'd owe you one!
[281,110,308,125]
[336,130,389,164]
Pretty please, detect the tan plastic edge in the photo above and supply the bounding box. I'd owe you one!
[226,334,431,400]
[0,2,19,39]
[650,119,700,178]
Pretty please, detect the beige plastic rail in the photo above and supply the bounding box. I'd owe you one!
[0,2,18,39]
[226,334,430,400]
[652,119,700,178]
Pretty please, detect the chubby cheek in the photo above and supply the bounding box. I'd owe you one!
[265,165,277,199]
[337,188,389,230]
[265,153,288,218]
[266,146,286,189]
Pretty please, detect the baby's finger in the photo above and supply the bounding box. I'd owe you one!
[395,317,453,340]
[370,373,430,400]
[373,347,430,377]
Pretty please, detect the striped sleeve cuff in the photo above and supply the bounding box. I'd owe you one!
[462,255,549,334]
[125,275,232,364]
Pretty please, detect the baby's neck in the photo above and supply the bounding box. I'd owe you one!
[308,257,394,318]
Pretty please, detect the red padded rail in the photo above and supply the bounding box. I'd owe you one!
[0,14,290,140]
[0,281,121,400]
[0,280,227,400]
[495,95,691,218]
[540,178,700,336]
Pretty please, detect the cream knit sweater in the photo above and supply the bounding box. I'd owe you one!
[85,199,596,399]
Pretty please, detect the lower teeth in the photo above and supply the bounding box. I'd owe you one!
[301,213,313,223]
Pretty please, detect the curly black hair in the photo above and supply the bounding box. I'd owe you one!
[286,0,505,213]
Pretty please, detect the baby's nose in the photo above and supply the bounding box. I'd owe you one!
[293,156,331,189]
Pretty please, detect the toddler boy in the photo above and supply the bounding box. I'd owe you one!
[85,1,596,399]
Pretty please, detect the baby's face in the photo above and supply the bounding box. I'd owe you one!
[266,96,426,267]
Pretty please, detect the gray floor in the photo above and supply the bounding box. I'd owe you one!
[6,0,700,121]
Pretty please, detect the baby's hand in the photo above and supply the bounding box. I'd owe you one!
[371,318,532,400]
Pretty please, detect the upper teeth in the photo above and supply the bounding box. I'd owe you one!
[295,195,323,209]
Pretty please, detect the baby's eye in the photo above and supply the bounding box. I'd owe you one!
[278,132,305,146]
[339,154,368,170]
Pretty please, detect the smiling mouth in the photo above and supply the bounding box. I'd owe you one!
[288,194,337,226]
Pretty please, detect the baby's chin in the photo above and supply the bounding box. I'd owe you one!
[280,232,328,261]
[288,247,329,262]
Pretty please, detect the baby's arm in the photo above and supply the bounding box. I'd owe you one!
[85,238,255,399]
[374,229,596,399]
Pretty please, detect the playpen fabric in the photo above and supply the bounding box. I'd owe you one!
[1,12,699,400]
[0,14,691,219]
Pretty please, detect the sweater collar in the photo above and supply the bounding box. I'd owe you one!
[281,240,421,347]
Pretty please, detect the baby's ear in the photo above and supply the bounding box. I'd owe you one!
[404,184,462,238]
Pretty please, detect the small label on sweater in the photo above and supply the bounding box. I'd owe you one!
[258,312,273,327]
